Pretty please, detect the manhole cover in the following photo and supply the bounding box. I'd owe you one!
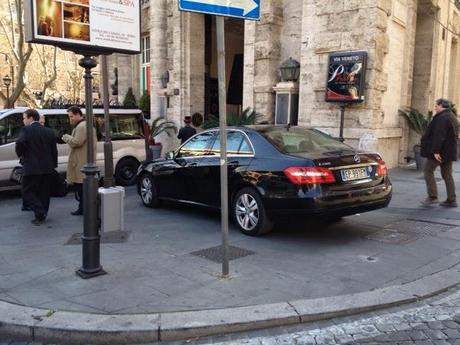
[365,230,420,244]
[190,245,255,263]
[416,176,442,182]
[66,231,131,245]
[386,219,456,236]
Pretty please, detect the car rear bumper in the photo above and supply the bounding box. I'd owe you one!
[263,183,392,217]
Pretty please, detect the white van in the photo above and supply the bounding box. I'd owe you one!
[0,107,147,191]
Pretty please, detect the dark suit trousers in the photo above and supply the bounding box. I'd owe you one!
[424,158,456,201]
[22,174,52,219]
[74,183,83,212]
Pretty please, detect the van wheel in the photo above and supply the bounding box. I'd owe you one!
[115,158,139,186]
[232,187,273,236]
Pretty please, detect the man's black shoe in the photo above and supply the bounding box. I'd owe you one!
[21,206,32,211]
[440,200,458,207]
[71,209,83,216]
[31,218,45,226]
[420,197,439,207]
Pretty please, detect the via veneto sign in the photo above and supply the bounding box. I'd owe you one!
[24,0,140,55]
[326,51,367,103]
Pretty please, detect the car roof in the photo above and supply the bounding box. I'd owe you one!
[205,125,312,134]
[0,107,142,120]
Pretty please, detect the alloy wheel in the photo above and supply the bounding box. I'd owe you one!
[235,193,259,231]
[140,177,153,205]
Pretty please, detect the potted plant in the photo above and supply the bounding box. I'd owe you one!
[149,117,177,159]
[123,87,137,108]
[139,91,151,119]
[399,107,432,170]
[202,107,261,129]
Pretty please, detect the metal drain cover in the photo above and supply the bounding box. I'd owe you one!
[416,176,442,182]
[386,219,456,236]
[365,230,420,244]
[190,245,255,263]
[66,231,131,245]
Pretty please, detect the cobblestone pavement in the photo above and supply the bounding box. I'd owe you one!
[1,288,459,345]
[163,287,460,345]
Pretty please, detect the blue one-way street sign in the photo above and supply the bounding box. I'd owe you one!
[179,0,260,20]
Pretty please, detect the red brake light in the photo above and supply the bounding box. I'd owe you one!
[284,167,336,185]
[377,159,387,176]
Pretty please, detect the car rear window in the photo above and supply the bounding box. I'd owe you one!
[258,127,353,154]
[210,131,253,155]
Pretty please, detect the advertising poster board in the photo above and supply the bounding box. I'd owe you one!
[326,51,367,103]
[24,0,140,54]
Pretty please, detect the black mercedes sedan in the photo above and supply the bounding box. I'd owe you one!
[137,126,392,236]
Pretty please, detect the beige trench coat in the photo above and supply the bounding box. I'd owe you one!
[62,120,97,184]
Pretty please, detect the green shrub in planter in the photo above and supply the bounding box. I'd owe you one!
[202,107,262,129]
[139,92,151,119]
[123,87,137,108]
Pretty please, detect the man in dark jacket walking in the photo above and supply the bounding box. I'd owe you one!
[15,109,58,225]
[420,98,459,207]
[177,115,196,144]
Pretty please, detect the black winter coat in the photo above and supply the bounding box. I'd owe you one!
[421,109,459,162]
[15,122,58,176]
[177,126,196,144]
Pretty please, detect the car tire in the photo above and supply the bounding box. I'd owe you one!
[115,158,139,186]
[139,173,161,208]
[232,187,273,236]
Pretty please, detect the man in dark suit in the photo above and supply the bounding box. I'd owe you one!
[421,98,459,208]
[177,115,197,144]
[16,109,58,225]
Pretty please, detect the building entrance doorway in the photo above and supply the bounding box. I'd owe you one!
[204,15,244,119]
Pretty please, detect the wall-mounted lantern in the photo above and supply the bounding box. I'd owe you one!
[274,58,300,126]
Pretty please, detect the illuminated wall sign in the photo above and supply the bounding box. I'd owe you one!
[326,51,367,103]
[25,0,140,54]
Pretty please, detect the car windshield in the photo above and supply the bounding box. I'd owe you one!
[258,127,354,154]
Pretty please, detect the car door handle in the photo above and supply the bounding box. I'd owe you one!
[188,162,198,167]
[228,160,239,166]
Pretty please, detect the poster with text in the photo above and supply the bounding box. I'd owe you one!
[25,0,140,54]
[325,51,367,103]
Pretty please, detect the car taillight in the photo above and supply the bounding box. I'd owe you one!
[377,159,387,176]
[284,167,336,185]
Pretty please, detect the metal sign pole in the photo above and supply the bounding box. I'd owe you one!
[339,103,346,142]
[101,55,114,188]
[216,16,229,277]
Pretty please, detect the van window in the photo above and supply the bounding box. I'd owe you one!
[45,114,72,139]
[95,113,143,140]
[0,113,23,145]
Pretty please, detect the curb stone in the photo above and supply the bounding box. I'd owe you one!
[0,268,459,344]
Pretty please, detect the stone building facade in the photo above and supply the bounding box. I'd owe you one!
[111,0,460,167]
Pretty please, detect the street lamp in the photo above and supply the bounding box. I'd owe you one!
[32,90,43,100]
[279,57,300,82]
[160,70,169,89]
[3,74,12,108]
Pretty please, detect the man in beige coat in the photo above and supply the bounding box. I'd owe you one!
[62,106,97,215]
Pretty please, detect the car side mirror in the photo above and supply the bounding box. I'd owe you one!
[165,151,175,160]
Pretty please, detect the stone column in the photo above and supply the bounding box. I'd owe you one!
[252,0,283,122]
[161,5,204,154]
[150,0,168,122]
[243,21,256,110]
[184,13,205,117]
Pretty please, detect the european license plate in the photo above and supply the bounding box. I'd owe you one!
[341,167,370,182]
